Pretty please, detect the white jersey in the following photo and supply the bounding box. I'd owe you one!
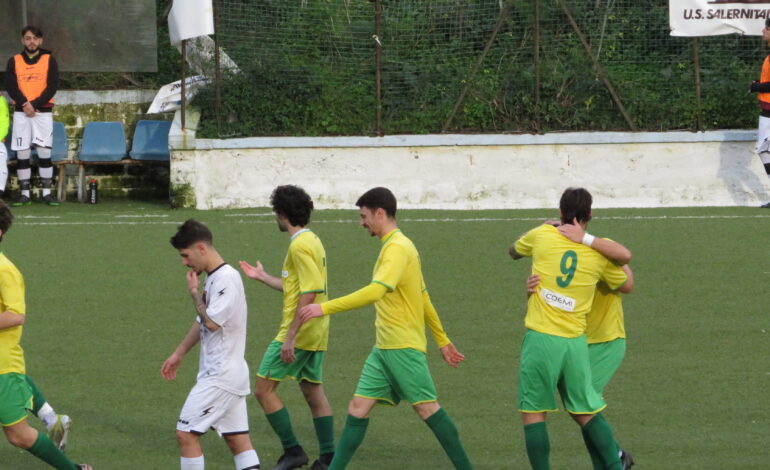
[197,263,250,396]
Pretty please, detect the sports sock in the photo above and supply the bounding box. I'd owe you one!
[523,421,550,470]
[0,149,7,194]
[26,430,77,470]
[424,408,473,470]
[25,376,57,428]
[582,414,622,470]
[580,426,605,470]
[17,149,31,197]
[265,407,299,450]
[313,415,335,455]
[180,455,204,470]
[233,449,260,470]
[328,414,368,470]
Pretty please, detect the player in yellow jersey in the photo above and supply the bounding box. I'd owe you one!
[510,187,632,470]
[0,200,92,469]
[527,221,636,469]
[298,187,473,470]
[240,185,334,470]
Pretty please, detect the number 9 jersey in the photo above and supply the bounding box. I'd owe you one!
[514,224,627,338]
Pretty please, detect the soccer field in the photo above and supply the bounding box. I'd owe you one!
[1,201,767,469]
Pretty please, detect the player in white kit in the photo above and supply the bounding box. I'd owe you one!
[163,219,261,470]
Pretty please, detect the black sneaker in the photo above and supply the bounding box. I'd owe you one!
[42,194,60,206]
[309,460,328,470]
[272,446,309,470]
[620,449,635,470]
[761,201,770,208]
[11,195,31,207]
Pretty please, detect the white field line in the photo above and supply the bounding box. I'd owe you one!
[15,214,770,226]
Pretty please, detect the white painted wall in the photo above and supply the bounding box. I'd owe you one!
[169,128,770,210]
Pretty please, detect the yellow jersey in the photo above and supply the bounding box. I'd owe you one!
[277,229,329,350]
[0,252,26,375]
[322,229,450,353]
[515,224,627,338]
[586,281,625,344]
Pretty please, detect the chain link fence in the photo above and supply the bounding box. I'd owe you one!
[194,0,766,137]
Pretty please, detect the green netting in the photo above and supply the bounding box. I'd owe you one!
[197,0,766,137]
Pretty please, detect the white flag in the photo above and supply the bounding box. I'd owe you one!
[147,76,211,114]
[670,0,770,37]
[168,0,215,45]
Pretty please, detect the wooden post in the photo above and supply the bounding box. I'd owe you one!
[442,0,514,132]
[692,37,704,131]
[558,0,637,131]
[374,0,383,136]
[181,39,187,131]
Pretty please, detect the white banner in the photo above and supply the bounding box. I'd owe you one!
[168,0,215,45]
[147,75,211,114]
[670,0,770,36]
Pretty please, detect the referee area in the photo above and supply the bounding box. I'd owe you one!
[0,201,766,469]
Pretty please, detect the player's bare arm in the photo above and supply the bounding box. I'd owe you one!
[161,322,200,380]
[526,274,540,297]
[440,343,465,368]
[186,270,221,331]
[0,310,25,330]
[617,265,635,294]
[281,291,317,363]
[558,218,632,265]
[238,260,283,291]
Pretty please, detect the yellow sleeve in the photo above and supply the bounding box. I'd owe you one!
[423,290,450,348]
[321,283,388,315]
[514,227,538,258]
[0,268,25,315]
[292,246,325,295]
[372,244,408,291]
[0,96,9,143]
[600,261,628,291]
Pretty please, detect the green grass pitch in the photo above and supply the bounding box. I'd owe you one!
[1,201,767,469]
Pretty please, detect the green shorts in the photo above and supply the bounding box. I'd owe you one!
[518,330,606,414]
[257,340,325,383]
[588,338,626,395]
[354,347,438,406]
[0,373,33,427]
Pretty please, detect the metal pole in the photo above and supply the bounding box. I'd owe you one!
[21,0,28,25]
[558,0,637,131]
[374,0,383,136]
[181,39,187,131]
[442,0,513,132]
[534,0,541,129]
[692,37,704,131]
[214,0,222,133]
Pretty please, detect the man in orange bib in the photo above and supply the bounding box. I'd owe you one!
[4,26,59,206]
[750,18,770,208]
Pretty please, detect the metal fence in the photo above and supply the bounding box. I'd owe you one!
[197,0,766,137]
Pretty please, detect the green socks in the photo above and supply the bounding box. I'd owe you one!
[266,407,299,450]
[27,431,77,470]
[581,426,605,470]
[524,421,550,470]
[328,414,369,470]
[313,415,335,455]
[582,414,622,470]
[425,408,473,470]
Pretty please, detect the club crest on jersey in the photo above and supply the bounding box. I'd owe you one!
[282,270,289,278]
[540,287,576,312]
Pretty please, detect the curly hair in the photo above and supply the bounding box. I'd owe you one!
[270,185,314,227]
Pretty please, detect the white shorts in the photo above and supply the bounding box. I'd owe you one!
[176,383,250,437]
[11,111,53,150]
[0,142,6,163]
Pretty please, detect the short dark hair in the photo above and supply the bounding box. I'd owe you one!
[270,185,314,227]
[21,26,43,38]
[356,187,397,218]
[559,187,593,225]
[0,200,13,243]
[170,219,213,249]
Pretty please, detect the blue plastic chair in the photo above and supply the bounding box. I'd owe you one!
[29,121,68,162]
[78,122,127,162]
[129,120,171,161]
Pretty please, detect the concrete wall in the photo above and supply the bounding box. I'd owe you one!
[169,127,770,210]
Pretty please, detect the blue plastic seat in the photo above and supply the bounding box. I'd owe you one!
[129,120,171,161]
[78,122,127,162]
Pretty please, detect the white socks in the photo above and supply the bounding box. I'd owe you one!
[234,450,260,470]
[38,402,57,430]
[181,455,205,470]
